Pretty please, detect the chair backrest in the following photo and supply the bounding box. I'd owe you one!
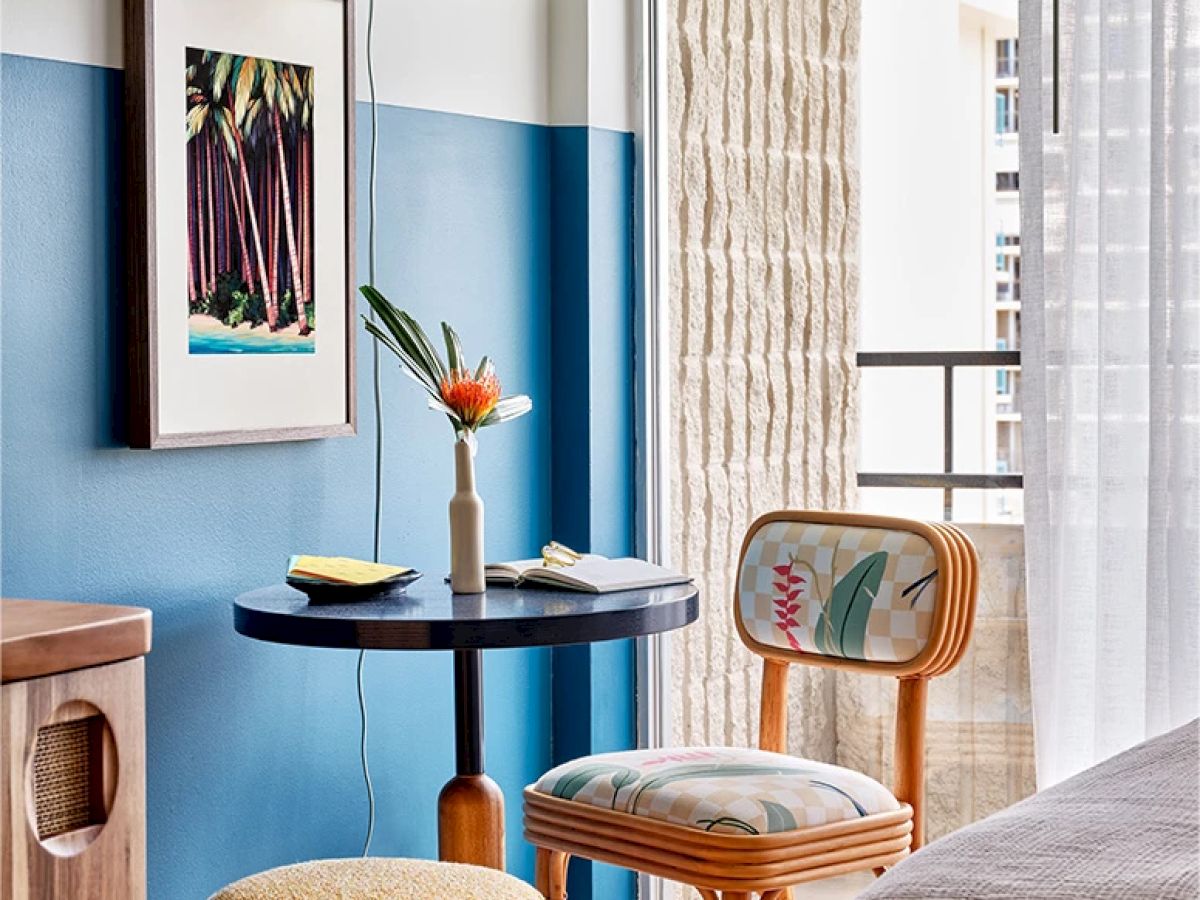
[734,510,976,678]
[734,510,979,849]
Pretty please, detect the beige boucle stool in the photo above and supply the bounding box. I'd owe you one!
[210,858,542,900]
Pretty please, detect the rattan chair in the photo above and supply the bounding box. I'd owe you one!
[523,511,978,899]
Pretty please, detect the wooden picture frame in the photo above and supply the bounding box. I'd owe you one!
[124,0,356,448]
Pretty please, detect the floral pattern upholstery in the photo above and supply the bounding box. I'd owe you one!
[738,519,941,663]
[530,746,900,835]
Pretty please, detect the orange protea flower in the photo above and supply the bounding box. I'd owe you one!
[360,287,532,440]
[440,368,501,429]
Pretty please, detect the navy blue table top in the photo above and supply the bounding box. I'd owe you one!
[233,580,700,651]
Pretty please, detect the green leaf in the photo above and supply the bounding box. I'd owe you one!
[214,108,238,157]
[234,56,257,127]
[814,551,886,658]
[549,764,638,801]
[361,286,444,387]
[625,764,816,816]
[359,287,440,386]
[303,69,315,127]
[442,322,465,374]
[213,53,233,100]
[759,799,798,833]
[185,103,208,139]
[609,768,640,809]
[243,98,261,134]
[478,395,532,429]
[261,59,277,110]
[361,317,440,397]
[396,310,448,384]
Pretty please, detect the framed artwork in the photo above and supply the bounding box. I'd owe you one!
[125,0,356,448]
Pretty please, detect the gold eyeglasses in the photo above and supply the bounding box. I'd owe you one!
[541,541,582,568]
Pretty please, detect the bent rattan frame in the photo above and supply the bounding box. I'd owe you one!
[524,511,978,899]
[732,511,974,678]
[525,792,912,892]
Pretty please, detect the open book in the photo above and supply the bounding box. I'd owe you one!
[486,555,690,593]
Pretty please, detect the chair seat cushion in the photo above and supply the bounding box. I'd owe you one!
[209,858,542,900]
[531,746,900,836]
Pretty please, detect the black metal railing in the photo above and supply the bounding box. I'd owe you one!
[857,350,1023,520]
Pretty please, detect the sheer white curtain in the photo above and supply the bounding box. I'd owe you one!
[1020,0,1200,787]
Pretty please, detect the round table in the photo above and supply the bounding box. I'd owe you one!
[233,580,699,870]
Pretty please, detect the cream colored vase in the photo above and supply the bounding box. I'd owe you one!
[449,438,486,594]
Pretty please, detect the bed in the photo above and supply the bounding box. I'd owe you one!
[860,718,1199,899]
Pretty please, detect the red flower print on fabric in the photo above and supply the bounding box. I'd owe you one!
[772,561,806,651]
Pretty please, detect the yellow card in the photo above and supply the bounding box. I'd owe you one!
[288,555,411,586]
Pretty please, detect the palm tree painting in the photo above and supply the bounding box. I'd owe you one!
[186,47,314,354]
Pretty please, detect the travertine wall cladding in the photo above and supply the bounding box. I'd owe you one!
[667,0,861,763]
[664,3,1033,881]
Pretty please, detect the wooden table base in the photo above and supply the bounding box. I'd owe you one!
[436,649,505,869]
[232,582,700,875]
[438,773,505,869]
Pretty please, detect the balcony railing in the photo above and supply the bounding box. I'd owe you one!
[857,350,1023,520]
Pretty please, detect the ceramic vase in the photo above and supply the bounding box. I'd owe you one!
[449,438,485,593]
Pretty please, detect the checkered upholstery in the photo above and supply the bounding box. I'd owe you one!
[737,519,940,663]
[531,747,899,835]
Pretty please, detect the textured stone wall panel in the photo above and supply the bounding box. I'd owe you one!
[667,0,860,766]
[664,4,1030,892]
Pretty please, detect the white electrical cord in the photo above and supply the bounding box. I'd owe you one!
[358,0,382,859]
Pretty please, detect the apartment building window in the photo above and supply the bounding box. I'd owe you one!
[995,86,1019,134]
[996,171,1020,192]
[996,38,1018,78]
[996,255,1021,303]
[859,13,1022,523]
[995,234,1020,270]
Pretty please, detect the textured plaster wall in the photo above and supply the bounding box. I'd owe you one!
[663,0,1033,870]
[667,0,861,761]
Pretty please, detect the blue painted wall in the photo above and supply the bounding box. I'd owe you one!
[0,52,636,898]
[548,126,637,900]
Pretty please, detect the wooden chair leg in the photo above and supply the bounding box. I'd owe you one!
[695,890,720,900]
[534,848,569,900]
[894,676,929,851]
[719,893,753,899]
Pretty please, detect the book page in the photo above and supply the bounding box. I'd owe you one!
[526,557,689,593]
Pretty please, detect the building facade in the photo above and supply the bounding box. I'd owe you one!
[860,0,1021,523]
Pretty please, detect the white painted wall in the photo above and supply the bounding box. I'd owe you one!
[0,0,636,129]
[547,0,635,130]
[858,0,1013,521]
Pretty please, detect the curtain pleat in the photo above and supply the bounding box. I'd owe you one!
[1022,0,1200,788]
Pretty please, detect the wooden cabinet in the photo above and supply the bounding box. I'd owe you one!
[1,599,152,899]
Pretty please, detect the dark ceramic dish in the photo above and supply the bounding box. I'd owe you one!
[286,570,423,604]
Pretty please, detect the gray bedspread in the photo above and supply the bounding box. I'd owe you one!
[860,719,1199,899]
